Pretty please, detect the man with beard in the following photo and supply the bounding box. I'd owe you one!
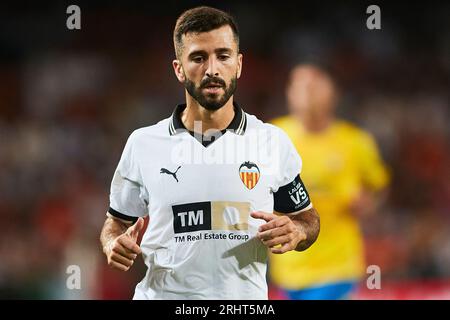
[100,6,320,299]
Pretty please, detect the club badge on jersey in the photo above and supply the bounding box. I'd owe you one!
[239,161,260,190]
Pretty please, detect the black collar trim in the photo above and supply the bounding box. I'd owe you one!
[169,102,247,136]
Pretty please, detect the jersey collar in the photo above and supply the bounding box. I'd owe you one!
[169,102,247,136]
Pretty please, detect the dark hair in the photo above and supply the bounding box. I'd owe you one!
[173,6,239,58]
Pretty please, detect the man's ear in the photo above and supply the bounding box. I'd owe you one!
[172,59,185,83]
[236,53,243,79]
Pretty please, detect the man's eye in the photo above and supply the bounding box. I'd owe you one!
[218,55,230,61]
[192,57,204,63]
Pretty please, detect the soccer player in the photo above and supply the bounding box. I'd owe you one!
[99,7,320,299]
[269,64,389,299]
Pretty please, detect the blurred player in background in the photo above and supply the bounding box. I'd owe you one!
[269,64,390,300]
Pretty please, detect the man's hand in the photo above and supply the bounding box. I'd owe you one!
[250,211,307,254]
[103,217,145,271]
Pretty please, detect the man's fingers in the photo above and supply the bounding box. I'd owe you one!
[112,245,138,260]
[262,234,292,248]
[250,211,276,223]
[259,227,288,240]
[126,217,145,241]
[258,224,295,240]
[110,252,134,267]
[118,235,142,255]
[255,219,303,253]
[108,260,130,271]
[258,216,290,232]
[270,242,293,254]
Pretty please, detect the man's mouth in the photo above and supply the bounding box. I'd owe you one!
[203,82,223,89]
[203,83,224,93]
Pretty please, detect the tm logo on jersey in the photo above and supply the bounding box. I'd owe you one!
[172,201,250,234]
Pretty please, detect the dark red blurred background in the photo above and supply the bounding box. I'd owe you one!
[0,0,449,299]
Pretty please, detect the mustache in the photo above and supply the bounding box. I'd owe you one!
[200,77,226,88]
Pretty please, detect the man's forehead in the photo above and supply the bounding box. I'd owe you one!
[182,25,237,52]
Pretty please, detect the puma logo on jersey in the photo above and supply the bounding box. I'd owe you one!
[160,166,181,182]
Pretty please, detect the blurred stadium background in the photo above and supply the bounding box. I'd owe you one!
[0,0,449,299]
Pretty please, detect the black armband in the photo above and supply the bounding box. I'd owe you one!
[108,207,138,224]
[273,174,311,214]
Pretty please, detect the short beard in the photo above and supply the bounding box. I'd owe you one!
[184,76,237,111]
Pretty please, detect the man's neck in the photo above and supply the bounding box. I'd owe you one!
[182,94,235,134]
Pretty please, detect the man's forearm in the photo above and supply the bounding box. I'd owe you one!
[291,207,320,251]
[100,216,129,254]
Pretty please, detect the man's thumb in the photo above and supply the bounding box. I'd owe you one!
[127,217,144,240]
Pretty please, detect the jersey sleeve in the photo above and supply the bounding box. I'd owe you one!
[108,132,149,223]
[272,128,312,214]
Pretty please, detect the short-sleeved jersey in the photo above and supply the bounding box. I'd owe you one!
[108,104,312,299]
[269,115,389,289]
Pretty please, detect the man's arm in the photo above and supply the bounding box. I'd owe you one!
[289,207,320,251]
[100,215,144,271]
[251,207,320,254]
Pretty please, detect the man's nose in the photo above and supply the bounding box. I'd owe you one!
[205,57,219,77]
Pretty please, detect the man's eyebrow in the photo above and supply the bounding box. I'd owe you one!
[215,48,233,54]
[187,48,234,58]
[188,50,207,58]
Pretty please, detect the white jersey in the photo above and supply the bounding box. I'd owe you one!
[108,104,311,299]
